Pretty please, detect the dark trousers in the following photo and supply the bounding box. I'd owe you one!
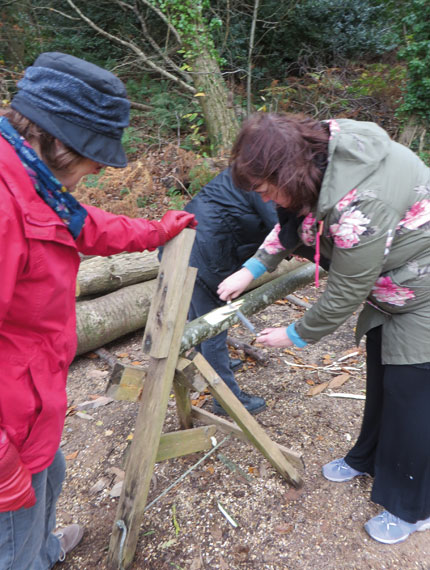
[188,278,241,397]
[345,326,430,523]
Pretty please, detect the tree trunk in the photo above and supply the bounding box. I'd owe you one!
[76,251,159,298]
[180,262,319,353]
[191,49,239,153]
[76,280,157,355]
[75,260,319,356]
[189,5,239,154]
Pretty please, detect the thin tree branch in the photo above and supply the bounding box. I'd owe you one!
[136,0,182,44]
[32,6,80,20]
[247,0,260,116]
[65,0,196,93]
[114,0,190,83]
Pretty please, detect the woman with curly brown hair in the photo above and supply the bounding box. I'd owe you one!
[218,112,430,544]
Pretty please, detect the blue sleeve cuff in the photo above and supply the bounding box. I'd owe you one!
[243,258,267,279]
[287,323,308,348]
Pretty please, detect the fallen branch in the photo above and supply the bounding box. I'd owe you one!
[227,336,269,366]
[180,263,322,354]
[285,294,312,309]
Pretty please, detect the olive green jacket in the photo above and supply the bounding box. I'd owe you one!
[253,119,430,364]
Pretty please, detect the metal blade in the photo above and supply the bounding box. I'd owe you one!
[235,308,257,334]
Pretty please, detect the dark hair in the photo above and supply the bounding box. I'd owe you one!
[3,108,83,173]
[231,113,329,214]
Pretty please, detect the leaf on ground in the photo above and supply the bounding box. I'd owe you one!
[328,373,350,388]
[274,523,294,534]
[322,353,333,364]
[283,349,296,356]
[85,352,99,359]
[131,360,142,365]
[65,450,79,460]
[66,405,77,416]
[117,352,129,358]
[306,381,329,396]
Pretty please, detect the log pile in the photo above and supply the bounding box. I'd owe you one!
[75,252,317,356]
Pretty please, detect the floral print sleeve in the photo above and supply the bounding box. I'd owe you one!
[295,194,403,344]
[259,223,285,254]
[250,223,291,272]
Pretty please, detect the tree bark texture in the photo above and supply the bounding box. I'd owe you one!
[75,260,318,356]
[179,262,320,354]
[189,7,239,153]
[76,280,157,355]
[76,251,159,298]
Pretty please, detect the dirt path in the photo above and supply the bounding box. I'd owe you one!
[56,282,430,570]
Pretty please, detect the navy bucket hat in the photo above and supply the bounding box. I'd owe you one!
[11,52,130,167]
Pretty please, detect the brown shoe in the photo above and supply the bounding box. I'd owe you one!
[55,524,84,562]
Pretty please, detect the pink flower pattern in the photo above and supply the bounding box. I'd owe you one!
[329,209,370,248]
[300,213,317,246]
[371,276,415,307]
[326,119,341,140]
[260,223,285,254]
[398,199,430,231]
[336,188,358,212]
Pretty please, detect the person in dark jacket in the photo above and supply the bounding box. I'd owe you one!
[0,52,196,569]
[184,168,277,414]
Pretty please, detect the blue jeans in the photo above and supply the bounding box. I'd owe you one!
[188,278,241,397]
[0,449,65,570]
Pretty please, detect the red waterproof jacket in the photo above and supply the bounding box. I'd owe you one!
[0,136,163,474]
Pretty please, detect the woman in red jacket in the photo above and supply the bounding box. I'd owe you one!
[0,52,196,569]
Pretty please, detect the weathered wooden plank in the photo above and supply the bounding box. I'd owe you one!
[180,262,322,353]
[172,377,193,430]
[156,426,216,462]
[190,407,304,473]
[188,353,303,488]
[107,229,196,570]
[142,230,196,358]
[105,363,146,401]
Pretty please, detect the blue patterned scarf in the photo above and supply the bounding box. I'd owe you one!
[0,117,87,239]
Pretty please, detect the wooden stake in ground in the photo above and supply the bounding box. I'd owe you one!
[107,229,196,570]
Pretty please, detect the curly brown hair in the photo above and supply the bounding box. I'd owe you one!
[3,108,83,173]
[230,113,329,214]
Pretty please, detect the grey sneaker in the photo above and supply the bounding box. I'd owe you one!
[55,524,84,562]
[364,510,430,544]
[322,457,366,482]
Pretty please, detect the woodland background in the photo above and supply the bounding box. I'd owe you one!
[1,0,430,203]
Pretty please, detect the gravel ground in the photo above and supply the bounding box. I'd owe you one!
[56,283,430,570]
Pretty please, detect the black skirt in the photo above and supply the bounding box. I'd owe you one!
[345,326,430,523]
